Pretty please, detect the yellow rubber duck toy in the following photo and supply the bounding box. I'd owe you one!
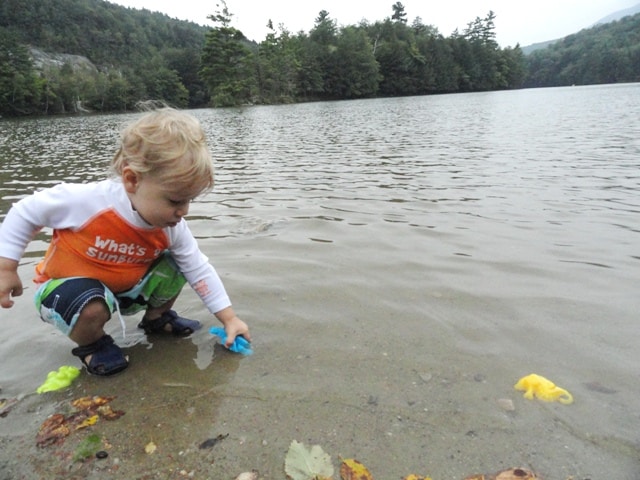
[36,366,81,394]
[514,373,573,405]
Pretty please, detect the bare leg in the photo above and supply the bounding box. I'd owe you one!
[69,298,111,363]
[141,297,177,332]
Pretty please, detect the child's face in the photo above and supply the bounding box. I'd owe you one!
[123,167,204,228]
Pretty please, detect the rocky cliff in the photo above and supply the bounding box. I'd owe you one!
[29,47,98,74]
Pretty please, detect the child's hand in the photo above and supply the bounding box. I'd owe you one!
[222,316,251,348]
[209,326,253,355]
[214,306,251,348]
[0,258,22,308]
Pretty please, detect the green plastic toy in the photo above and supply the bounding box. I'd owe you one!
[36,366,81,394]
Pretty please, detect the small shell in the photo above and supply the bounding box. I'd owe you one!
[234,470,259,480]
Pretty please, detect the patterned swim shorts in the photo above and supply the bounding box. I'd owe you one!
[34,253,187,336]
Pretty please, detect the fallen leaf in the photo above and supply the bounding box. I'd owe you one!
[465,468,537,480]
[284,440,334,480]
[96,405,125,420]
[340,458,373,480]
[73,434,101,461]
[0,397,19,418]
[36,414,71,447]
[35,396,124,447]
[495,468,537,479]
[75,414,99,430]
[234,471,259,480]
[403,476,432,480]
[72,395,114,411]
[145,441,157,454]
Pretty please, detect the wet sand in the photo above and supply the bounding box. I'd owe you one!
[3,338,636,480]
[1,255,638,480]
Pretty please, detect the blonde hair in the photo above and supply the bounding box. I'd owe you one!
[112,107,214,193]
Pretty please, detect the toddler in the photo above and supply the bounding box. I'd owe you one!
[0,108,250,376]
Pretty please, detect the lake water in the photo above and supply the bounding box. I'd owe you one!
[0,84,639,479]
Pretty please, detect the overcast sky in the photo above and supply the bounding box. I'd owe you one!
[109,0,639,47]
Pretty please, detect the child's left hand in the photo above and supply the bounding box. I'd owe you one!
[210,326,252,355]
[214,307,251,348]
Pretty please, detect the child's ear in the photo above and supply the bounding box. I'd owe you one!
[122,166,139,193]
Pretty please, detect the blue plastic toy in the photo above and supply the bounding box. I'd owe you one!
[209,327,253,355]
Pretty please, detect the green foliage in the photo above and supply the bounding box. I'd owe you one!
[463,11,498,46]
[0,28,42,115]
[307,10,339,99]
[524,13,640,87]
[333,26,380,99]
[392,2,408,24]
[0,0,207,115]
[255,24,301,104]
[199,1,255,107]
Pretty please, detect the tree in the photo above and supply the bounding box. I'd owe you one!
[391,2,407,24]
[0,28,41,115]
[372,19,424,96]
[305,10,338,98]
[462,11,500,90]
[163,47,209,107]
[524,12,640,87]
[332,26,380,98]
[255,22,301,103]
[199,2,255,106]
[449,34,476,91]
[138,56,189,108]
[428,36,459,92]
[498,45,526,88]
[104,71,133,111]
[464,10,497,46]
[294,33,324,99]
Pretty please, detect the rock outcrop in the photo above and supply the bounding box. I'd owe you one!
[29,47,98,74]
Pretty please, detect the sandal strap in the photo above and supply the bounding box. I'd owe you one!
[71,334,115,359]
[138,311,175,332]
[138,310,201,336]
[71,334,128,376]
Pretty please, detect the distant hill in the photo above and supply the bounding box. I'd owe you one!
[594,2,640,25]
[523,10,640,87]
[521,39,559,55]
[521,3,640,54]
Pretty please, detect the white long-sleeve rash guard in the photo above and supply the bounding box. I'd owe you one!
[0,179,231,314]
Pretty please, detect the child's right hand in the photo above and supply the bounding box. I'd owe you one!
[0,258,22,308]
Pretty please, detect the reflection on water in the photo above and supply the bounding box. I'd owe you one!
[1,84,639,478]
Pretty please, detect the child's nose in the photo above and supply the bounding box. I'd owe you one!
[176,203,189,217]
